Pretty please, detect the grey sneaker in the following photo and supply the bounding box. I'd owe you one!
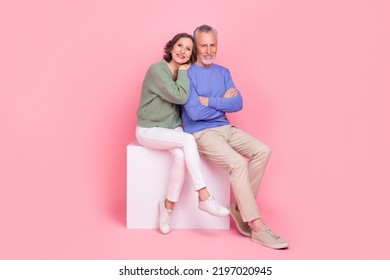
[198,196,230,217]
[159,199,172,234]
[229,203,251,237]
[251,225,289,249]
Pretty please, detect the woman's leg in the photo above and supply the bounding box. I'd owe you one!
[136,126,207,190]
[166,148,185,205]
[136,126,229,218]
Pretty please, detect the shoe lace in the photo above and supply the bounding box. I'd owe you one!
[210,197,223,212]
[264,228,280,240]
[161,214,170,225]
[211,198,218,208]
[160,206,171,225]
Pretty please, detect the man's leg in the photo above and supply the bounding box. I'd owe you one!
[226,126,271,197]
[194,126,288,249]
[193,125,260,222]
[225,126,288,249]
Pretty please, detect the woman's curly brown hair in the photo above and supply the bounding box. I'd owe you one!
[163,33,196,64]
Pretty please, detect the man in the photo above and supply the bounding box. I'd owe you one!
[181,24,288,249]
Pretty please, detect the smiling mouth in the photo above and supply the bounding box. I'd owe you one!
[177,54,186,59]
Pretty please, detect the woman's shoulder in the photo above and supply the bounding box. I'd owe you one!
[146,60,169,75]
[149,59,168,70]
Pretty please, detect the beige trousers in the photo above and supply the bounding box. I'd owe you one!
[193,125,271,222]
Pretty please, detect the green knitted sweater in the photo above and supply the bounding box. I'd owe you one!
[136,59,190,128]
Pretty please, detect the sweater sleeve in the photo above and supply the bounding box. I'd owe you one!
[207,68,243,112]
[182,78,225,121]
[208,93,243,112]
[148,64,190,105]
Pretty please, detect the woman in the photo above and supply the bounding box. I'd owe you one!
[136,33,229,234]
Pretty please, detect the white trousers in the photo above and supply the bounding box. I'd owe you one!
[136,126,206,202]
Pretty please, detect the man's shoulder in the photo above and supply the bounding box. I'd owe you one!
[212,63,230,71]
[189,63,230,73]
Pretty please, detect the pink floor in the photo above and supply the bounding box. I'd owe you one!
[2,204,389,260]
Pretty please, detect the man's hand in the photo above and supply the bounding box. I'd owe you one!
[223,88,238,98]
[199,88,238,106]
[199,96,209,106]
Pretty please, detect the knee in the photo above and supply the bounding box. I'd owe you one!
[228,157,248,173]
[263,144,272,158]
[253,143,271,161]
[171,148,185,163]
[182,133,197,149]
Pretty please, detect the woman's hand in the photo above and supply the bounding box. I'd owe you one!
[178,63,191,71]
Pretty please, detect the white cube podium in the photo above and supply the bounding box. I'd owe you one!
[127,141,230,229]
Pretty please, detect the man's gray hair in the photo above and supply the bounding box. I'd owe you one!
[193,24,218,39]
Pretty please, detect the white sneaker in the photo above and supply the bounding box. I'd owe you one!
[198,196,230,217]
[159,199,172,234]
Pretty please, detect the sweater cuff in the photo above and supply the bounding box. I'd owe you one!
[177,69,187,77]
[176,70,190,89]
[208,97,217,108]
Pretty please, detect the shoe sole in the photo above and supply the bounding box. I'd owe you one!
[160,228,170,235]
[251,237,289,249]
[198,206,230,217]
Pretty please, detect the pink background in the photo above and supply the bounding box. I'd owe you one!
[1,0,390,259]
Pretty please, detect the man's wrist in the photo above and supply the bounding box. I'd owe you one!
[199,96,209,106]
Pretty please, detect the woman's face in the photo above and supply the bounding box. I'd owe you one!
[170,37,193,65]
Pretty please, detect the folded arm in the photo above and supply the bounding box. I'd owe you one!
[206,88,243,112]
[183,82,225,121]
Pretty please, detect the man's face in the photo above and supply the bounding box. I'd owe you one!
[196,31,218,67]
